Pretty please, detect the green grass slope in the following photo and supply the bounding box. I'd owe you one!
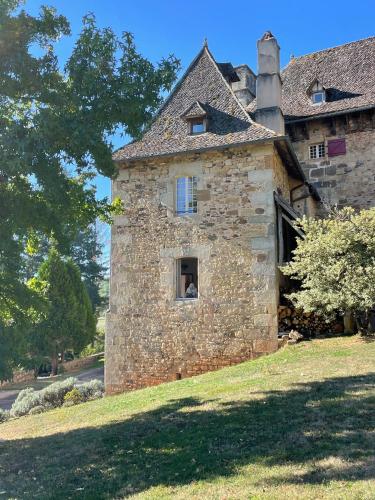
[0,336,374,499]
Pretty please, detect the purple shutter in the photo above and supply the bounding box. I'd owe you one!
[328,138,346,157]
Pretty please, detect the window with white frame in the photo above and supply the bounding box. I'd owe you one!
[309,143,325,159]
[176,176,197,215]
[311,91,325,105]
[176,257,198,299]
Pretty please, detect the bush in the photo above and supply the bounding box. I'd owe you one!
[28,405,45,415]
[0,409,9,423]
[10,377,103,418]
[77,379,104,401]
[282,207,375,330]
[64,388,84,406]
[10,388,41,417]
[10,377,77,417]
[41,377,76,407]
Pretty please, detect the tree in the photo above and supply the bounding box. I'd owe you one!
[0,1,179,379]
[71,225,107,312]
[24,224,107,313]
[29,249,96,375]
[282,207,375,332]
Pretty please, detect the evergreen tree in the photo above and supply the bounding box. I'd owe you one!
[29,249,96,375]
[71,225,107,311]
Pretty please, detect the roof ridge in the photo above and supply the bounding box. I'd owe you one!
[150,45,206,120]
[203,45,252,123]
[205,45,277,136]
[283,35,375,69]
[117,45,208,151]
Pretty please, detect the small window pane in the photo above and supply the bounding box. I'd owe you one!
[191,121,205,134]
[312,92,324,104]
[176,176,197,215]
[177,258,198,299]
[309,143,325,159]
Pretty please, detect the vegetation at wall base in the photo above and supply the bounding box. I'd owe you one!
[282,207,375,333]
[0,335,374,499]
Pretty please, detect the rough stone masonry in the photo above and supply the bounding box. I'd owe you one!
[106,145,298,393]
[105,33,375,394]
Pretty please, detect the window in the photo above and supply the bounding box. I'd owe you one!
[190,119,206,135]
[311,91,325,105]
[176,258,198,299]
[176,176,197,215]
[309,143,325,159]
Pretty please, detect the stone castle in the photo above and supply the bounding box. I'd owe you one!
[105,33,375,394]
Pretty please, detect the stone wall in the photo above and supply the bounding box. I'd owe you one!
[0,369,35,388]
[106,143,294,394]
[289,113,375,211]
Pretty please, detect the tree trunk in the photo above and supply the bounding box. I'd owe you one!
[355,311,369,336]
[343,311,356,334]
[51,354,58,376]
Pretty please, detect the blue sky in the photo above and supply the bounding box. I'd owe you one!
[24,0,375,201]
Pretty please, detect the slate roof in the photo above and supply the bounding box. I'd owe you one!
[248,36,375,122]
[114,46,275,162]
[181,101,207,119]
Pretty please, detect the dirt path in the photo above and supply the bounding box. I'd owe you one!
[0,365,104,411]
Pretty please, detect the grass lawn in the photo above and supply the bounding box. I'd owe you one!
[0,335,374,499]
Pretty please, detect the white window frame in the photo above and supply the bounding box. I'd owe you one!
[309,143,325,160]
[175,176,197,216]
[311,91,325,105]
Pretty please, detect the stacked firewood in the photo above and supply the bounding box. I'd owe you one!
[278,304,344,337]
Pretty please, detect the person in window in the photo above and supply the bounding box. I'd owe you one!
[185,282,197,298]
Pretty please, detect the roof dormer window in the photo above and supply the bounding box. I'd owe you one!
[190,119,206,135]
[307,79,326,106]
[181,101,208,136]
[311,91,325,105]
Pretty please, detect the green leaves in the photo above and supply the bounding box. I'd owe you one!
[282,207,375,318]
[29,248,96,363]
[0,0,180,379]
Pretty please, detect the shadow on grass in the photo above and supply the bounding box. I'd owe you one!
[0,374,374,498]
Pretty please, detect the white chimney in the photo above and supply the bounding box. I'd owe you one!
[255,31,285,135]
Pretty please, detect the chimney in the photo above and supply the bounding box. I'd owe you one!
[255,31,285,135]
[231,65,256,106]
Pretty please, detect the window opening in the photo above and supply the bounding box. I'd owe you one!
[309,143,325,159]
[176,176,197,215]
[176,257,198,299]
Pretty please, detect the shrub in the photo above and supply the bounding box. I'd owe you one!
[77,379,104,401]
[10,377,77,417]
[10,388,41,417]
[0,409,9,423]
[41,377,76,407]
[28,405,45,415]
[10,377,103,418]
[282,207,375,332]
[64,388,84,406]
